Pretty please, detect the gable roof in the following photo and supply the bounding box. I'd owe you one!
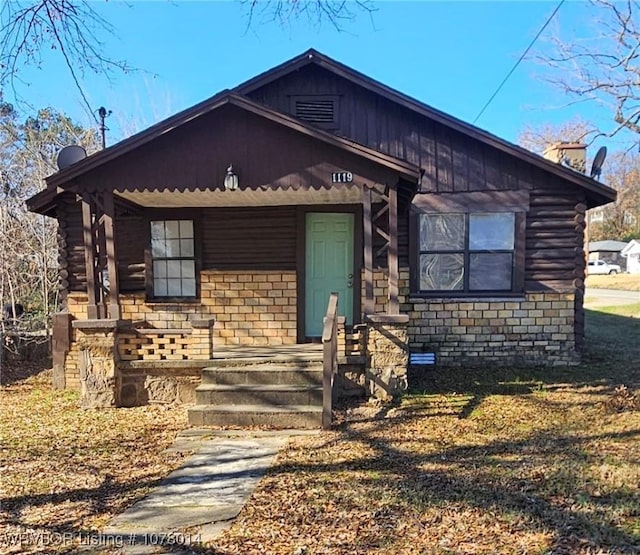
[235,49,616,207]
[31,49,616,215]
[29,91,420,214]
[43,91,419,189]
[621,239,640,256]
[588,240,629,252]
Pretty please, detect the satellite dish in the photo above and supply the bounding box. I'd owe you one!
[590,146,607,179]
[57,145,87,170]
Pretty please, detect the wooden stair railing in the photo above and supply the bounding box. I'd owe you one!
[322,292,339,429]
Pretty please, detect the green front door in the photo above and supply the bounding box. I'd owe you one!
[305,213,354,337]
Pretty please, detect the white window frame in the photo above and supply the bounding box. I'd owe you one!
[149,219,197,299]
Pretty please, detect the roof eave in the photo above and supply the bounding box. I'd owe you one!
[26,186,61,216]
[45,89,235,188]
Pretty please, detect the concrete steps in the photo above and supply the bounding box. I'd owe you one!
[195,384,323,406]
[188,404,323,428]
[206,364,322,387]
[188,358,324,429]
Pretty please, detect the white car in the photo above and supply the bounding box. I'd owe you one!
[587,260,622,275]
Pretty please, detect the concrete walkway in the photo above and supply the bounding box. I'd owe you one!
[98,429,315,554]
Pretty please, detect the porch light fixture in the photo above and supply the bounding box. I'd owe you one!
[224,164,239,191]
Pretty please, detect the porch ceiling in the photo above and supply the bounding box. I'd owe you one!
[116,184,364,208]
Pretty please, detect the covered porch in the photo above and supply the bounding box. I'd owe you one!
[32,93,420,426]
[53,177,414,425]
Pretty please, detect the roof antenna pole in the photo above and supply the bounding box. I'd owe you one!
[97,107,112,149]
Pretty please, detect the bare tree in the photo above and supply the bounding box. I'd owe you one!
[518,118,640,242]
[0,103,99,378]
[518,116,597,153]
[1,0,376,120]
[542,0,640,138]
[588,152,640,241]
[0,1,134,118]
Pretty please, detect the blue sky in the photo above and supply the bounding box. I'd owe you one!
[5,0,636,155]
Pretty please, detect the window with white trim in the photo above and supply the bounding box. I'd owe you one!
[418,212,516,292]
[150,220,196,297]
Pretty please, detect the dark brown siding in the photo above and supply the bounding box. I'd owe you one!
[525,171,587,293]
[201,206,296,270]
[398,214,410,267]
[62,200,149,294]
[72,105,399,195]
[525,171,587,351]
[110,206,298,293]
[247,64,531,195]
[116,214,147,291]
[58,194,86,292]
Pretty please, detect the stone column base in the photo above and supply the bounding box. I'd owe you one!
[73,319,129,408]
[365,314,409,400]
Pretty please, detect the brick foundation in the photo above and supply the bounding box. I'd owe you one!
[60,265,580,403]
[407,292,578,366]
[68,268,296,338]
[364,267,579,366]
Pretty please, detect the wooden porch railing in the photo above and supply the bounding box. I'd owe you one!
[322,292,339,429]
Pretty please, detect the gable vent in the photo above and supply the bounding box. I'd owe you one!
[291,96,338,129]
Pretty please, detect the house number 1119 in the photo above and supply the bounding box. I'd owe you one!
[331,172,353,183]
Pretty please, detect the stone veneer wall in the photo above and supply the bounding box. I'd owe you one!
[366,315,409,399]
[365,267,578,367]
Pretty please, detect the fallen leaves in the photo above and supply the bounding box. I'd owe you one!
[605,385,639,413]
[0,367,188,554]
[1,305,639,554]
[210,309,640,555]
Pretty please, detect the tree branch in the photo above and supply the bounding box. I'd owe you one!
[240,0,376,32]
[538,0,640,137]
[0,1,137,116]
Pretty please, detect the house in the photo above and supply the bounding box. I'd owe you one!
[588,240,628,267]
[27,50,616,426]
[621,239,640,273]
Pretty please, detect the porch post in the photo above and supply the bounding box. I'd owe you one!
[103,192,121,319]
[388,185,399,315]
[81,193,99,319]
[363,185,374,315]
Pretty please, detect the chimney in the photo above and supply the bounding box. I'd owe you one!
[543,142,586,173]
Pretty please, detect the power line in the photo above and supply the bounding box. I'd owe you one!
[473,0,566,125]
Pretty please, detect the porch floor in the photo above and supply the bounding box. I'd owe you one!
[210,343,323,363]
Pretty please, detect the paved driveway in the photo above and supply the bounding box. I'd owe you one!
[584,288,640,308]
